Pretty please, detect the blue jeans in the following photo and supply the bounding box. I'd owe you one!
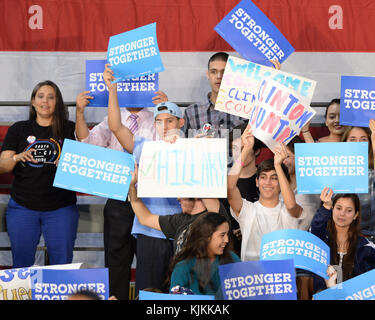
[6,198,79,268]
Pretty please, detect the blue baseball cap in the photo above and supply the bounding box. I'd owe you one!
[153,102,183,119]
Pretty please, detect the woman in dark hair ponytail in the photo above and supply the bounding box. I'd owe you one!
[0,80,78,268]
[167,212,240,299]
[311,187,375,294]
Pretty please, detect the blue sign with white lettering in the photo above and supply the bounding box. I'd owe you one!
[107,22,164,81]
[31,268,109,300]
[53,139,135,201]
[214,0,294,66]
[340,75,375,127]
[260,229,330,279]
[219,259,297,300]
[314,267,375,300]
[86,60,158,107]
[295,142,368,194]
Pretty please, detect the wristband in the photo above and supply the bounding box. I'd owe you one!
[236,159,244,167]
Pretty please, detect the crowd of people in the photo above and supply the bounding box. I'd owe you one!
[1,52,375,300]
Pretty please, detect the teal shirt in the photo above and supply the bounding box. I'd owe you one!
[170,252,240,299]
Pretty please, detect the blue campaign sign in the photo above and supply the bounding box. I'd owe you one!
[31,268,109,300]
[85,60,158,108]
[219,259,297,300]
[139,290,215,300]
[313,268,375,300]
[260,229,330,279]
[53,139,135,201]
[214,0,294,66]
[295,142,368,194]
[107,22,164,82]
[340,75,375,127]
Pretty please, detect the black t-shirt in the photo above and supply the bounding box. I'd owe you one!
[220,174,259,220]
[1,119,77,211]
[236,174,259,203]
[158,203,229,254]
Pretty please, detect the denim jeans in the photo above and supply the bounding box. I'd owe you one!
[6,197,79,268]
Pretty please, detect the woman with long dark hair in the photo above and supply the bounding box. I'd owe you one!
[301,99,346,143]
[311,187,375,292]
[167,212,240,299]
[341,123,375,238]
[0,80,78,268]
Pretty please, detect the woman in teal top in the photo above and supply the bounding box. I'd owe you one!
[168,212,241,299]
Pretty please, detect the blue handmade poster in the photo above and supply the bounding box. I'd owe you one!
[214,0,294,66]
[86,59,158,108]
[53,139,135,201]
[260,229,330,279]
[340,75,375,127]
[31,268,109,300]
[219,259,297,300]
[139,290,215,300]
[107,22,164,82]
[313,268,375,300]
[295,142,368,194]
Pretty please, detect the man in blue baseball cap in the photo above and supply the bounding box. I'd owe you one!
[153,102,185,142]
[103,64,184,296]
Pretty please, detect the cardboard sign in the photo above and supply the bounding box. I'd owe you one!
[340,75,375,127]
[249,78,316,152]
[107,22,164,81]
[219,259,297,300]
[295,142,368,194]
[214,0,294,66]
[260,229,330,279]
[137,138,227,198]
[313,267,375,300]
[53,139,135,201]
[215,55,316,120]
[86,59,158,107]
[139,290,215,300]
[31,268,109,300]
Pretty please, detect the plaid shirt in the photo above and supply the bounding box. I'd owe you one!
[182,93,246,137]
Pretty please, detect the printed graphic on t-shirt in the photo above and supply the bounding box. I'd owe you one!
[25,138,61,168]
[175,224,192,254]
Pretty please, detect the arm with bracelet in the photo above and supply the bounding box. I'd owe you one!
[227,125,254,216]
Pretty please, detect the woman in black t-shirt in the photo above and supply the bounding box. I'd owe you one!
[0,80,78,268]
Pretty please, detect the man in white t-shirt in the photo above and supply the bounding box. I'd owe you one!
[227,125,305,261]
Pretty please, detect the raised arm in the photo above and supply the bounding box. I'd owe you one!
[104,64,135,153]
[227,125,254,216]
[128,162,161,231]
[201,198,220,213]
[301,121,314,143]
[274,143,303,218]
[75,91,94,141]
[311,187,333,238]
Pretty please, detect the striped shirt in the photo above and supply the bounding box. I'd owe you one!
[182,93,246,138]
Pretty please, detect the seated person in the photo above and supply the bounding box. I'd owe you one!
[312,188,375,293]
[167,212,240,299]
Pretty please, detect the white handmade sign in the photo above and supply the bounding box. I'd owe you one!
[137,138,227,198]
